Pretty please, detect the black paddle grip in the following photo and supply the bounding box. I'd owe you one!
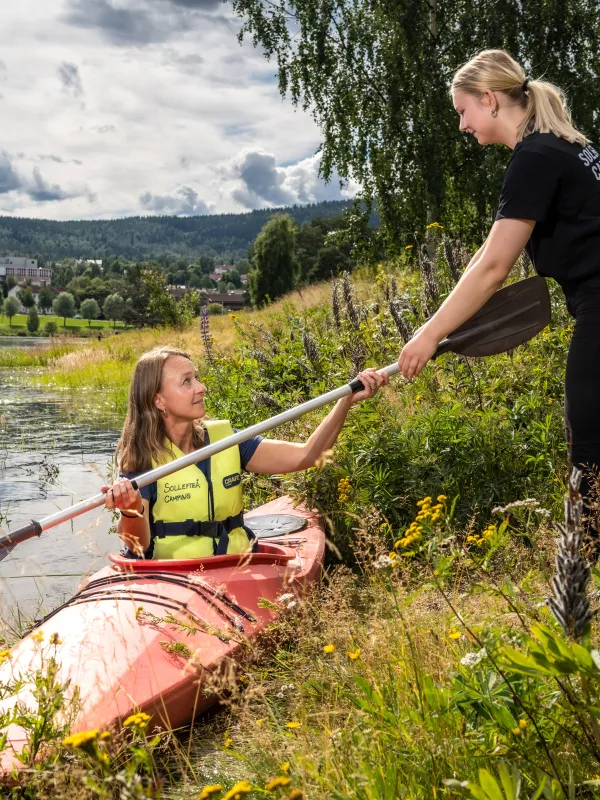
[349,378,364,393]
[130,479,139,491]
[0,520,42,550]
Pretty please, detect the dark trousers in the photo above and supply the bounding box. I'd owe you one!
[565,293,600,517]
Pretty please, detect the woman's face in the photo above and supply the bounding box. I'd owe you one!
[154,355,207,421]
[452,87,500,146]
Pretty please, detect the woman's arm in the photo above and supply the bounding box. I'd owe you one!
[398,218,535,379]
[246,368,389,474]
[101,477,151,554]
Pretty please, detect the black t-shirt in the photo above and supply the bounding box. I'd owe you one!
[496,132,600,298]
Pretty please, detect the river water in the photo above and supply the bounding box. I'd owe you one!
[0,367,121,626]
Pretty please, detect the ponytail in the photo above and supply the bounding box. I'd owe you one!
[452,49,589,147]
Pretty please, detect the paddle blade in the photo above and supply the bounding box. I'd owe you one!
[0,520,42,562]
[435,277,550,358]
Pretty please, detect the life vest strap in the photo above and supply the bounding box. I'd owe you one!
[153,511,245,540]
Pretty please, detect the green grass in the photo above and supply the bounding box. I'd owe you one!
[0,313,129,336]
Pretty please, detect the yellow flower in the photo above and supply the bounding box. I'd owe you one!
[280,762,290,772]
[323,644,335,654]
[405,245,414,250]
[511,727,522,736]
[265,776,292,790]
[415,394,422,403]
[519,719,527,729]
[437,494,447,502]
[199,786,223,800]
[222,781,252,800]
[466,535,477,542]
[286,721,302,729]
[347,648,361,660]
[49,632,62,645]
[288,791,303,800]
[223,736,233,748]
[448,628,461,640]
[123,712,151,728]
[425,222,444,230]
[31,630,44,643]
[63,729,99,748]
[100,731,111,741]
[0,650,11,664]
[256,718,266,727]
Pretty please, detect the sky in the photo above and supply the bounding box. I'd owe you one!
[0,0,359,220]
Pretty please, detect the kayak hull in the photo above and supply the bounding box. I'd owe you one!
[0,496,325,774]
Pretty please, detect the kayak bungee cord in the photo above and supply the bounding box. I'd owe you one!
[79,572,254,626]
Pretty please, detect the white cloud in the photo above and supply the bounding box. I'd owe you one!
[0,0,359,220]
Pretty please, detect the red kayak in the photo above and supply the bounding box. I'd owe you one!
[0,496,325,774]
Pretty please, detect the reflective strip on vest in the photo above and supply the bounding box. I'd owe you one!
[150,420,248,559]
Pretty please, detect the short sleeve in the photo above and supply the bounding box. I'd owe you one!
[496,149,560,222]
[120,471,155,502]
[237,435,263,469]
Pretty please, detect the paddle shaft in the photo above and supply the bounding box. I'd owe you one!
[0,362,400,553]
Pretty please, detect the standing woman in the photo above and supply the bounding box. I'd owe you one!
[398,49,600,517]
[102,345,387,558]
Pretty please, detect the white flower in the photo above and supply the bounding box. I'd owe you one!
[286,601,297,610]
[277,593,294,603]
[460,649,487,667]
[373,554,394,569]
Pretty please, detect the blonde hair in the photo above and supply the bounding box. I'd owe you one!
[116,345,206,472]
[452,49,589,146]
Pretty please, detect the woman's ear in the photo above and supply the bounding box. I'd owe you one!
[154,393,165,414]
[481,89,497,110]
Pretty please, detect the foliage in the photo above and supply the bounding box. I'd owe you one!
[2,296,19,325]
[17,287,35,309]
[52,292,76,325]
[103,293,126,326]
[44,320,58,337]
[231,0,600,249]
[80,297,101,326]
[248,214,298,306]
[26,306,39,334]
[38,286,53,314]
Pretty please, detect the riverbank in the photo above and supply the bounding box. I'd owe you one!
[2,264,594,798]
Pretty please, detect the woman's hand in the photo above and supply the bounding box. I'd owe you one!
[348,367,390,404]
[101,478,143,514]
[398,328,440,380]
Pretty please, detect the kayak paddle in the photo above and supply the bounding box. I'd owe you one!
[0,276,550,560]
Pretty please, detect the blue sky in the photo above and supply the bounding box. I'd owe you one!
[0,0,359,220]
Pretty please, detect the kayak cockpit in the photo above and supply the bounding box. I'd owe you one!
[108,541,296,572]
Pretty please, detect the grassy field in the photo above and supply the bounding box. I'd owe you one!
[0,312,129,336]
[1,260,597,799]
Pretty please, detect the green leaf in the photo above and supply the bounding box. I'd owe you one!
[478,769,505,800]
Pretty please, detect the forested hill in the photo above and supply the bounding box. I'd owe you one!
[0,200,362,261]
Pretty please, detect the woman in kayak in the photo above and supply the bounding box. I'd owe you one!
[102,345,387,558]
[399,49,600,520]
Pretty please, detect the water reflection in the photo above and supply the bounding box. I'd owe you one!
[0,370,121,622]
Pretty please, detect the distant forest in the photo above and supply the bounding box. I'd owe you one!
[0,200,375,262]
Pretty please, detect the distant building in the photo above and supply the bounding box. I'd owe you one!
[0,257,52,286]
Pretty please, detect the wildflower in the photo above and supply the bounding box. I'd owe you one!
[63,729,99,748]
[30,630,44,643]
[288,791,303,800]
[347,648,361,660]
[373,554,395,569]
[278,593,294,603]
[338,477,352,503]
[448,627,461,640]
[331,280,342,330]
[437,495,447,502]
[425,222,444,230]
[123,711,151,728]
[199,786,223,799]
[511,726,522,736]
[519,719,527,729]
[286,721,302,729]
[280,762,290,772]
[256,718,266,727]
[287,601,297,610]
[224,731,233,748]
[222,781,252,800]
[460,649,486,667]
[323,644,335,654]
[0,650,11,664]
[49,632,62,645]
[100,731,111,741]
[266,776,292,790]
[415,394,422,403]
[405,245,414,250]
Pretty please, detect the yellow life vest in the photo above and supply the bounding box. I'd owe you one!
[150,420,253,559]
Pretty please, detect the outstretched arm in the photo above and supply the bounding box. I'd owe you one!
[398,218,535,379]
[245,368,389,474]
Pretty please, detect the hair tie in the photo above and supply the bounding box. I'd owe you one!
[522,76,531,93]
